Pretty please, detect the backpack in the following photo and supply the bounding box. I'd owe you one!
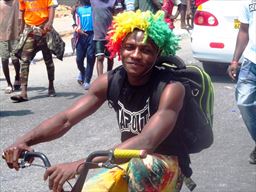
[107,55,214,154]
[154,55,214,153]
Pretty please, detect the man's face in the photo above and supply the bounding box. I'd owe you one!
[120,30,159,78]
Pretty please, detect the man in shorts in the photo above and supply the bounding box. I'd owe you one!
[91,0,116,76]
[0,0,21,94]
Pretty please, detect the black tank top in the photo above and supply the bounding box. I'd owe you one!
[107,67,192,176]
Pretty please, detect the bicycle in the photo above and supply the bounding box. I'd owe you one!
[2,149,146,192]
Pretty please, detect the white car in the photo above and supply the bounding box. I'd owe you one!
[191,0,243,75]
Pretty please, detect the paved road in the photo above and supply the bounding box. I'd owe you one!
[0,36,255,192]
[58,0,77,6]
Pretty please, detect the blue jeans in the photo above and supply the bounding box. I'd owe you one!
[236,59,256,142]
[76,31,95,83]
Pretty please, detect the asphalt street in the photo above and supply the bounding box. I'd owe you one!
[0,21,255,192]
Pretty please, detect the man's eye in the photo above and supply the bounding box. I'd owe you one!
[124,44,133,50]
[141,47,153,54]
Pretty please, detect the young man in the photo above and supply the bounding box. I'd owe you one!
[73,0,95,90]
[3,11,190,191]
[227,0,256,164]
[0,0,21,94]
[91,0,116,77]
[10,0,56,102]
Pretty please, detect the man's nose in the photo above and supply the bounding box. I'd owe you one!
[131,48,142,59]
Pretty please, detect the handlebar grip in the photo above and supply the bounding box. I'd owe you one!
[113,149,147,159]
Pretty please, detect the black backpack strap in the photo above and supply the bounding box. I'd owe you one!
[155,55,186,69]
[107,66,126,110]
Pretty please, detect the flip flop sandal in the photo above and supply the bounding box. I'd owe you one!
[10,95,28,102]
[5,86,13,94]
[14,81,21,90]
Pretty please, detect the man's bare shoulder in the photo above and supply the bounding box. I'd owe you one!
[159,81,185,111]
[88,73,109,98]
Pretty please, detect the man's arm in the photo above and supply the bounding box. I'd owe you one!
[232,23,249,63]
[18,10,25,35]
[44,6,55,31]
[115,81,185,153]
[228,22,249,80]
[3,74,108,170]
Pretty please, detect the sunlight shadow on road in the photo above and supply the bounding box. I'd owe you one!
[30,91,84,100]
[0,110,34,118]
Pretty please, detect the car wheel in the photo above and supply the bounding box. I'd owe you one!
[202,62,229,76]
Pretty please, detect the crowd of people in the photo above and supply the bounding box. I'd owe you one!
[1,0,200,98]
[1,0,255,191]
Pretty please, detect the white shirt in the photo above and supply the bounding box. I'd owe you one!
[239,0,256,63]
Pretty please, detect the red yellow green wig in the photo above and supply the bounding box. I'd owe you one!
[106,10,180,59]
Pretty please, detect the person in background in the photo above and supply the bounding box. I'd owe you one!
[0,0,21,94]
[186,0,208,25]
[113,0,125,15]
[227,0,256,164]
[71,0,80,24]
[91,0,116,77]
[176,0,189,29]
[10,0,56,102]
[3,10,191,192]
[70,0,80,54]
[162,0,175,30]
[134,0,162,13]
[73,0,95,90]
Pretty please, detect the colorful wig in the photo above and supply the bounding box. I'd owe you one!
[106,10,180,59]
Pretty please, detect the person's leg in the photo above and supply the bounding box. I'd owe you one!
[127,154,182,191]
[236,59,256,163]
[0,41,13,93]
[10,40,21,90]
[107,58,113,72]
[84,34,96,89]
[41,37,56,97]
[96,55,105,76]
[104,41,114,72]
[178,3,187,29]
[1,58,13,93]
[76,35,87,85]
[11,35,36,101]
[12,58,21,90]
[95,41,105,76]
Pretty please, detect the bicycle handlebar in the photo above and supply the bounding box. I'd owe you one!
[2,151,51,168]
[85,149,147,163]
[3,149,147,192]
[21,151,51,168]
[71,149,147,192]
